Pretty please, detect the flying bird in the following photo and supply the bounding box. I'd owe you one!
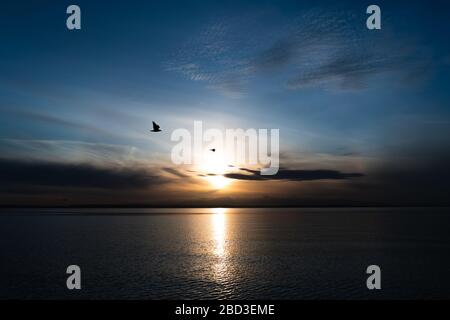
[150,121,162,132]
[209,148,216,152]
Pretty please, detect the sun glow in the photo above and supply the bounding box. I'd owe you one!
[211,207,227,214]
[206,175,231,189]
[198,150,232,189]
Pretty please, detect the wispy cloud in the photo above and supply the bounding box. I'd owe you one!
[0,139,145,166]
[167,8,433,96]
[162,167,190,178]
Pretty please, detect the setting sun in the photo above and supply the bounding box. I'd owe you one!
[206,175,231,189]
[197,150,232,190]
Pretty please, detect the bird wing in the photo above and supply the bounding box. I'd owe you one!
[152,121,160,130]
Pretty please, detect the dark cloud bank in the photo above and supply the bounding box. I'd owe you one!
[224,168,364,181]
[1,156,450,207]
[0,158,162,190]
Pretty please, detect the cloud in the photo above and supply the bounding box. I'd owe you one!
[287,53,384,89]
[251,38,298,71]
[162,167,190,178]
[167,7,433,96]
[0,158,164,190]
[359,158,450,206]
[0,139,145,166]
[224,167,364,181]
[2,108,119,138]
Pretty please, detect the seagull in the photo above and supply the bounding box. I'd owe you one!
[209,148,216,152]
[150,121,162,132]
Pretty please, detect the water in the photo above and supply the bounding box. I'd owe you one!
[1,207,449,299]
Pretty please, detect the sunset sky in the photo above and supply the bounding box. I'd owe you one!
[1,0,450,206]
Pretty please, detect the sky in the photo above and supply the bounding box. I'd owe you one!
[1,0,450,206]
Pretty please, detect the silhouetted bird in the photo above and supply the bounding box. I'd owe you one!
[150,121,161,132]
[209,148,216,152]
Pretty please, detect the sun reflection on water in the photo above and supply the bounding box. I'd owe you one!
[211,208,227,256]
[211,208,230,284]
[209,208,235,297]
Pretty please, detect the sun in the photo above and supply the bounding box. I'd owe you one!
[206,175,231,189]
[197,150,232,190]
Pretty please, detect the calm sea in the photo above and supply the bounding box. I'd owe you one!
[1,207,449,299]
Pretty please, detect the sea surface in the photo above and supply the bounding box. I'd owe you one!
[1,207,450,299]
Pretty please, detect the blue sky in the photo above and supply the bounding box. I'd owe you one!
[1,0,450,206]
